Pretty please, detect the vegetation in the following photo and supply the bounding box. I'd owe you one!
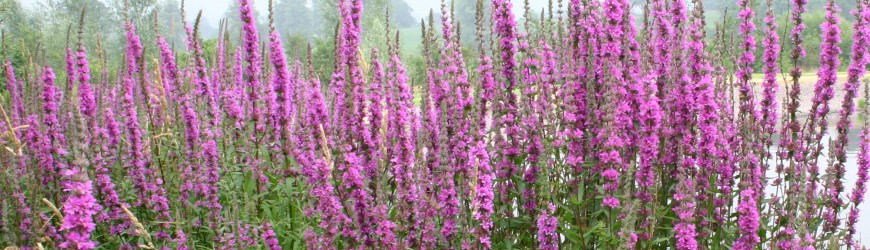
[2,0,870,249]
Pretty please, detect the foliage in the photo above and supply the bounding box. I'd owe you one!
[2,0,870,249]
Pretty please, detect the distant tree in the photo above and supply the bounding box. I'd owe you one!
[314,0,339,38]
[315,0,417,51]
[33,0,121,72]
[455,0,491,47]
[0,0,41,72]
[117,0,158,25]
[156,0,184,44]
[224,0,267,41]
[275,0,315,38]
[391,0,415,28]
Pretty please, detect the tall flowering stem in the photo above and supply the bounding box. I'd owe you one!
[805,0,842,227]
[760,0,780,150]
[774,0,808,247]
[343,0,365,146]
[156,38,180,106]
[59,165,101,249]
[472,4,495,246]
[846,4,870,249]
[825,0,870,234]
[733,0,762,249]
[239,0,264,134]
[491,0,521,221]
[536,204,559,250]
[42,66,68,202]
[260,221,282,250]
[848,120,870,248]
[267,19,295,152]
[385,37,421,245]
[93,93,129,235]
[122,25,174,238]
[5,61,23,122]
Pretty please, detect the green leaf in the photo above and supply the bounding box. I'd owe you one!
[244,172,257,194]
[562,227,583,244]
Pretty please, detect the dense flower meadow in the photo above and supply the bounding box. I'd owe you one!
[3,0,870,248]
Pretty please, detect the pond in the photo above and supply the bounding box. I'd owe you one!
[769,127,870,244]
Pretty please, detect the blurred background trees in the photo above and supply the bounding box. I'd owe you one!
[0,0,864,96]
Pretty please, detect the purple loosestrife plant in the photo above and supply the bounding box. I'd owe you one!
[199,138,222,224]
[23,113,61,241]
[156,36,181,104]
[236,0,271,215]
[239,0,265,135]
[59,167,101,249]
[329,21,349,142]
[673,169,697,250]
[667,0,694,172]
[76,48,96,123]
[75,43,129,236]
[518,25,542,216]
[64,48,77,102]
[760,2,780,141]
[758,0,782,243]
[536,203,559,250]
[5,0,870,248]
[597,0,633,210]
[848,119,870,248]
[735,0,761,122]
[649,0,674,158]
[418,16,442,249]
[774,0,808,247]
[260,221,282,250]
[645,1,681,189]
[807,0,842,229]
[155,37,176,104]
[121,36,174,238]
[845,4,870,249]
[363,49,399,248]
[24,114,55,197]
[179,96,200,205]
[94,97,130,235]
[12,187,32,243]
[433,2,462,242]
[297,48,351,248]
[365,49,384,180]
[224,48,247,129]
[684,2,719,235]
[340,152,375,246]
[564,0,589,182]
[733,0,762,248]
[42,66,70,202]
[636,73,662,236]
[825,0,870,234]
[5,61,23,122]
[672,11,703,244]
[11,118,35,243]
[123,23,158,126]
[342,0,366,146]
[471,139,494,249]
[491,0,521,218]
[188,19,220,134]
[267,18,296,155]
[385,38,421,245]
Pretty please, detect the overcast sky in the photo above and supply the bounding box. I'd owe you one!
[19,0,551,27]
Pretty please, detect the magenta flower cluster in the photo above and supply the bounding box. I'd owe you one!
[3,0,870,249]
